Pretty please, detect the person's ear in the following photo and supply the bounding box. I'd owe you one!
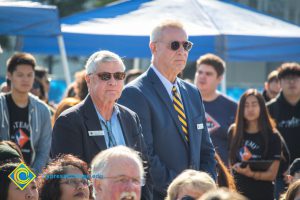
[217,75,223,84]
[264,82,269,90]
[94,179,103,193]
[149,42,156,54]
[7,72,12,80]
[287,175,293,184]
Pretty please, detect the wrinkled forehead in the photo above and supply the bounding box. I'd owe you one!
[159,26,188,41]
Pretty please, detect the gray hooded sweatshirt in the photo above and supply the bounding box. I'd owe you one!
[0,93,52,174]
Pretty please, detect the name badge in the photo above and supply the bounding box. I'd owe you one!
[88,130,104,136]
[197,123,204,130]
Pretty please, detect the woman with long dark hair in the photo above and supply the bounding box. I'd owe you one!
[228,89,281,200]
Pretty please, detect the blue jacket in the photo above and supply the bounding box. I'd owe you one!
[119,67,216,199]
[0,93,52,174]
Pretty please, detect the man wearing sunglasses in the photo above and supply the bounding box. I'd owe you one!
[119,20,216,200]
[51,50,152,200]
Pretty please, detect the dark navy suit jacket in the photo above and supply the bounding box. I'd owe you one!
[119,67,216,199]
[51,95,152,200]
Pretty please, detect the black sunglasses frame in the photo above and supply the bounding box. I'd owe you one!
[170,41,193,51]
[180,195,195,200]
[95,72,126,81]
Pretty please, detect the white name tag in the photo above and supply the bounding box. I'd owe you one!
[197,123,204,130]
[88,130,104,136]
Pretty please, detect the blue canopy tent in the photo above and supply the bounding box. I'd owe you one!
[21,0,300,62]
[0,1,71,84]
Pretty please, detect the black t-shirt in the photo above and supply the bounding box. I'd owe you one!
[268,92,300,163]
[233,131,281,200]
[6,94,33,165]
[204,94,237,166]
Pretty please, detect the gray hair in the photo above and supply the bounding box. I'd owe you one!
[91,146,144,196]
[85,50,125,74]
[150,19,186,42]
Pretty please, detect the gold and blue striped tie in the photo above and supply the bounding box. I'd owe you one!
[172,86,189,142]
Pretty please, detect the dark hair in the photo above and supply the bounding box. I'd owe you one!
[35,67,48,79]
[74,69,88,100]
[38,154,90,200]
[215,153,236,191]
[125,69,143,84]
[277,62,300,80]
[0,163,21,200]
[196,53,225,77]
[0,141,24,165]
[289,158,300,176]
[6,52,36,74]
[229,89,277,164]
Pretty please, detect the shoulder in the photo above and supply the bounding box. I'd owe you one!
[29,94,50,112]
[218,94,237,105]
[116,103,138,118]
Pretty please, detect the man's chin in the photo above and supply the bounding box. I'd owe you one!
[119,192,137,200]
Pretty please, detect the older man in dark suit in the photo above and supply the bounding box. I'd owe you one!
[51,50,151,200]
[119,20,216,199]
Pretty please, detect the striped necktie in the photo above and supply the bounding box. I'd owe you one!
[172,86,189,142]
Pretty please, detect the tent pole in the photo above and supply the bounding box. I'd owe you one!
[216,35,227,94]
[57,35,71,85]
[133,58,140,69]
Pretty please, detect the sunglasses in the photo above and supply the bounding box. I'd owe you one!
[165,41,193,51]
[94,72,126,81]
[180,195,195,200]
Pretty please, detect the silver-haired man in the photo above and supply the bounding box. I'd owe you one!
[91,146,144,200]
[51,50,152,199]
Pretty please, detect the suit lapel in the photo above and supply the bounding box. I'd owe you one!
[147,68,189,148]
[82,95,107,150]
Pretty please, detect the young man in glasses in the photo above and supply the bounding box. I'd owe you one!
[0,52,52,174]
[51,50,152,200]
[267,62,300,199]
[194,53,237,166]
[119,20,216,200]
[92,146,144,200]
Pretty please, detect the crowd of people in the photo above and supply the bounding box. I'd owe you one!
[0,19,300,200]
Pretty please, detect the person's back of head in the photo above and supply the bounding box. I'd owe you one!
[125,69,144,84]
[0,141,23,165]
[52,97,81,125]
[284,180,300,200]
[166,169,217,200]
[288,158,300,184]
[198,188,248,200]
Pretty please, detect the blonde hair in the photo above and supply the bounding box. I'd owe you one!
[198,188,248,200]
[165,170,216,200]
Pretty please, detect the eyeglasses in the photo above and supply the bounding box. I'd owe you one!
[60,178,91,187]
[180,195,195,200]
[99,175,145,186]
[92,72,126,81]
[159,41,193,51]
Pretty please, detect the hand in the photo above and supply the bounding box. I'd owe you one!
[233,163,253,177]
